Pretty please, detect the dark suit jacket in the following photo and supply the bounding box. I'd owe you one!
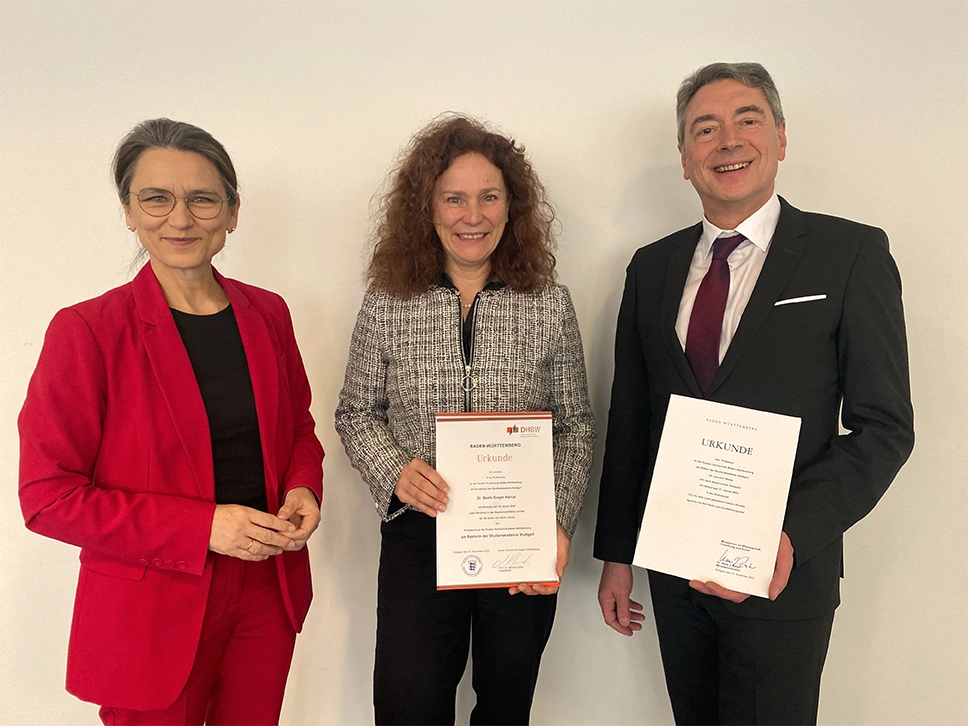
[593,197,914,620]
[18,263,324,709]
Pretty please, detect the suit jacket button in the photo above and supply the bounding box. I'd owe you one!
[165,560,175,568]
[152,559,163,568]
[139,559,150,566]
[176,561,187,570]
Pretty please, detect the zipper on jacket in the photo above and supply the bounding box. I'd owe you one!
[459,293,479,412]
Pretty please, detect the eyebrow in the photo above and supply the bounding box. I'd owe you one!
[689,104,768,132]
[439,187,505,196]
[689,113,718,131]
[137,186,221,195]
[735,104,766,117]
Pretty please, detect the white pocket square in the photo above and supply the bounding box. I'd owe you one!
[774,294,827,307]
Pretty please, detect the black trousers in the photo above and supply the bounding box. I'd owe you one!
[373,511,557,725]
[649,571,835,726]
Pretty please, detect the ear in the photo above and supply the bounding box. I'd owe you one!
[227,198,240,231]
[678,144,690,180]
[121,195,137,231]
[776,122,787,162]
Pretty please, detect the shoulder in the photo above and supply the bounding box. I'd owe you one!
[219,276,294,325]
[490,283,577,323]
[362,284,449,313]
[776,201,900,293]
[629,221,702,266]
[222,276,287,307]
[781,198,888,251]
[494,281,570,304]
[361,284,417,306]
[33,281,140,367]
[542,282,576,310]
[802,212,884,240]
[59,279,138,332]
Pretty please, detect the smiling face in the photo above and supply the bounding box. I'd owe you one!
[679,79,787,229]
[432,152,509,280]
[122,147,239,284]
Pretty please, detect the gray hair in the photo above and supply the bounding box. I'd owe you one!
[113,118,239,206]
[676,62,784,146]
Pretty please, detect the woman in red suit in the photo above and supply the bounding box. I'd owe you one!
[18,118,324,725]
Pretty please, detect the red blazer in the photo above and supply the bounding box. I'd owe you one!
[18,264,324,710]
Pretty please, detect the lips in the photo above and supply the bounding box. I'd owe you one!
[163,237,198,246]
[714,161,751,173]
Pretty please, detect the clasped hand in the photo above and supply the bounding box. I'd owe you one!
[209,486,321,561]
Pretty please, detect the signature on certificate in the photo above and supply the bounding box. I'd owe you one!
[717,549,756,570]
[493,551,533,570]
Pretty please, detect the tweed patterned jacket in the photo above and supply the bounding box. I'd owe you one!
[335,281,596,536]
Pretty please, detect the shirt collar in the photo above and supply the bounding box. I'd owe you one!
[699,193,781,257]
[439,272,505,292]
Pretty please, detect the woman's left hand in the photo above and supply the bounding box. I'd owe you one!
[509,524,570,596]
[276,486,321,550]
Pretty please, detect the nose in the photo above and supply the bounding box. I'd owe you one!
[166,198,194,229]
[463,200,484,225]
[719,124,743,151]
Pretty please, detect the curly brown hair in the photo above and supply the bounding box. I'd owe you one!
[367,114,558,297]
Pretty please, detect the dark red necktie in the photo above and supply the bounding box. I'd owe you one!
[685,233,746,394]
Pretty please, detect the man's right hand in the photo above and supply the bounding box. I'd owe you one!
[598,561,646,636]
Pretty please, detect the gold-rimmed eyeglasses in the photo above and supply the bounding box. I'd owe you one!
[131,188,225,220]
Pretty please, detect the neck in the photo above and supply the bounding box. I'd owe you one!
[446,261,492,300]
[149,260,229,315]
[704,207,753,232]
[702,189,773,231]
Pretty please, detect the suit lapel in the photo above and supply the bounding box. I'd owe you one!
[217,271,282,510]
[661,224,705,397]
[708,198,808,394]
[132,264,214,500]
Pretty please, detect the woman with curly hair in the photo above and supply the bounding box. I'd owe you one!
[335,115,595,725]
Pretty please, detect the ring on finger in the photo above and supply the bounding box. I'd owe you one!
[246,540,254,552]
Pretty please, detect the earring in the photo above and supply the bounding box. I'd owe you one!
[127,226,135,232]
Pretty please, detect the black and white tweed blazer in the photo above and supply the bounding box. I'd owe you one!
[335,282,596,536]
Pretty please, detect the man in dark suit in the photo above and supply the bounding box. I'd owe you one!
[593,62,914,725]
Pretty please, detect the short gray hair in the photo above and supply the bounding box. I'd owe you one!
[113,118,239,206]
[676,62,784,146]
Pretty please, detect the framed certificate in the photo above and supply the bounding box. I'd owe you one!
[435,411,558,590]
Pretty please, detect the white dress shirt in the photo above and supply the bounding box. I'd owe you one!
[675,194,782,362]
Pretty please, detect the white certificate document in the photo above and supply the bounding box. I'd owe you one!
[435,411,558,590]
[633,395,801,598]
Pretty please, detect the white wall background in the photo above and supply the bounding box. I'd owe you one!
[1,1,966,724]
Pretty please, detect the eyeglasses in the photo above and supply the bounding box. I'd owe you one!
[131,188,225,220]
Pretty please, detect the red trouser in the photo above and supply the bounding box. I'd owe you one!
[99,555,297,726]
